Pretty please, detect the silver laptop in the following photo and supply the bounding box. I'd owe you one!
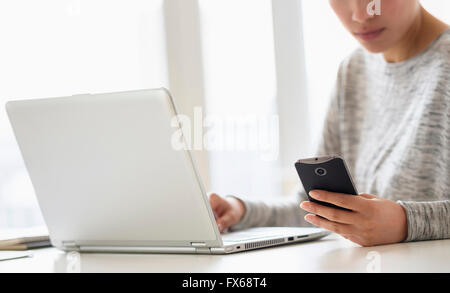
[6,88,329,254]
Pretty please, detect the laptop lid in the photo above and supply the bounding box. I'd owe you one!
[6,88,223,250]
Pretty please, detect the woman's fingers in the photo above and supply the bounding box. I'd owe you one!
[217,213,234,232]
[309,190,366,211]
[208,193,226,219]
[304,214,354,235]
[300,201,358,224]
[208,193,238,232]
[358,193,378,199]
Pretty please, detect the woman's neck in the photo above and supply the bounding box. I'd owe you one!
[383,7,449,63]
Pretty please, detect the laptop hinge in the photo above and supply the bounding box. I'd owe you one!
[190,242,211,254]
[190,242,207,247]
[62,241,80,251]
[195,247,211,254]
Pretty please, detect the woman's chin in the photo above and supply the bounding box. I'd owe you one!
[358,42,388,54]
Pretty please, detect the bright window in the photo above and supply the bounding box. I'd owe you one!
[198,0,281,198]
[0,0,168,229]
[302,1,359,147]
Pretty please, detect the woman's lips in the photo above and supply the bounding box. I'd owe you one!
[354,28,386,41]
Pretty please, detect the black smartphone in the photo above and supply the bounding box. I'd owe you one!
[295,155,358,211]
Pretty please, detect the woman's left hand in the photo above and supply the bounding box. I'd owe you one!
[300,190,408,246]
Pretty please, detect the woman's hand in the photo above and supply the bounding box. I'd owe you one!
[208,193,246,233]
[300,190,408,246]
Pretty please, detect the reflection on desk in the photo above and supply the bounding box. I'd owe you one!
[1,233,449,273]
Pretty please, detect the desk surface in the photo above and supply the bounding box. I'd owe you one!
[1,234,449,273]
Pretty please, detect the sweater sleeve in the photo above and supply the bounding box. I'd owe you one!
[225,191,312,231]
[228,193,311,231]
[397,200,450,242]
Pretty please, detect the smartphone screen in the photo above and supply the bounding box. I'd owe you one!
[295,156,358,211]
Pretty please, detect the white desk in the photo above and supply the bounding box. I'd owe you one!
[1,234,449,273]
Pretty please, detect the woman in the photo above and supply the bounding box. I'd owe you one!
[208,0,450,247]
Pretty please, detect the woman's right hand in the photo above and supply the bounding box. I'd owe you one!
[208,193,246,233]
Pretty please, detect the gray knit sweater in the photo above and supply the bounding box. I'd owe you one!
[229,29,450,242]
